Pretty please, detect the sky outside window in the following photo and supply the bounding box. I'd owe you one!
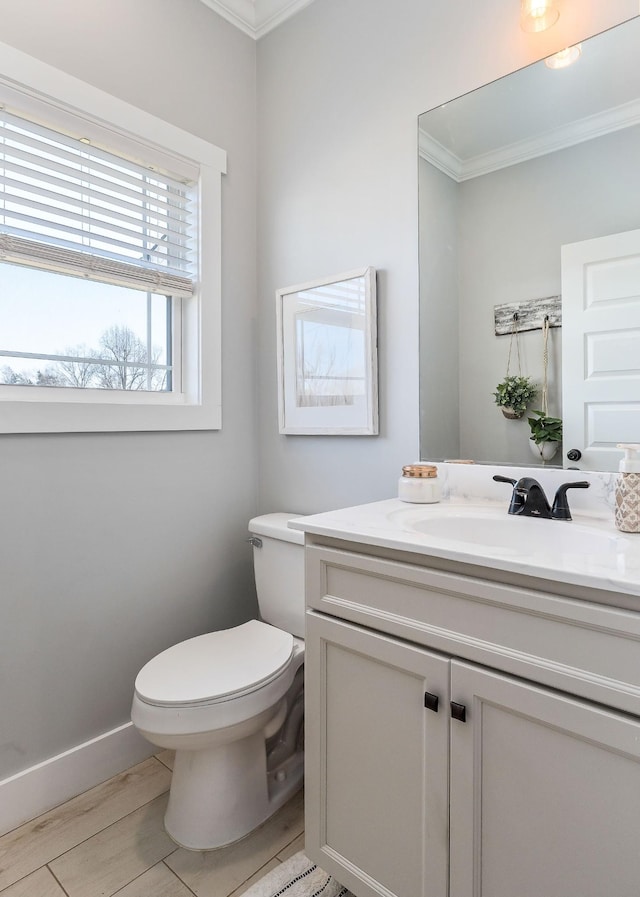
[0,262,170,389]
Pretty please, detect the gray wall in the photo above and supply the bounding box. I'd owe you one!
[419,158,460,460]
[0,0,258,779]
[255,0,638,513]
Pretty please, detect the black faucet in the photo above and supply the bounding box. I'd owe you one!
[493,475,590,520]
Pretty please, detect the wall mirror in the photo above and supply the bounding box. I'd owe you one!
[419,15,640,472]
[276,267,378,435]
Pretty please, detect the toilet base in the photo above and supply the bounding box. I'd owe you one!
[164,730,303,850]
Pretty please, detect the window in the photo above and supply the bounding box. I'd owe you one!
[0,41,226,433]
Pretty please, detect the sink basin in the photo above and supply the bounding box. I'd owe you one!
[408,512,624,557]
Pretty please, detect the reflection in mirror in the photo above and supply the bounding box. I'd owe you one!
[418,16,640,472]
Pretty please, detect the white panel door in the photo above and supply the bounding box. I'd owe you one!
[562,228,640,470]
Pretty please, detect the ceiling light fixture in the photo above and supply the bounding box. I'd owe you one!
[544,44,582,69]
[520,0,560,33]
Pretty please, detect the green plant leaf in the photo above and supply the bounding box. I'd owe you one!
[528,410,563,444]
[493,376,537,415]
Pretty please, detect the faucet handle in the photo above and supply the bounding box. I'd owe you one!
[493,474,518,487]
[493,474,527,515]
[551,481,590,521]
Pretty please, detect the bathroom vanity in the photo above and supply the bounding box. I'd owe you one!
[292,494,640,897]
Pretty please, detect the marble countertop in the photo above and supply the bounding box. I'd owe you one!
[290,498,640,598]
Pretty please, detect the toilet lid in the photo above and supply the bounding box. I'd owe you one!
[134,620,294,707]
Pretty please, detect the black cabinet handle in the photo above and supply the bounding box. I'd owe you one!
[451,702,467,722]
[566,449,582,461]
[424,692,439,713]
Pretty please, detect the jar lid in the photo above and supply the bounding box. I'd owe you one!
[402,464,438,478]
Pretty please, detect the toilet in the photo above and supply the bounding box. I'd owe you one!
[130,513,305,850]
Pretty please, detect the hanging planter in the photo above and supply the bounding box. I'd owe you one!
[503,408,522,420]
[493,375,537,419]
[493,315,537,419]
[529,436,560,462]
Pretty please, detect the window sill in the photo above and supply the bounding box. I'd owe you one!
[0,389,221,433]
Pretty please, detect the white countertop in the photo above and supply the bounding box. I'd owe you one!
[290,498,640,598]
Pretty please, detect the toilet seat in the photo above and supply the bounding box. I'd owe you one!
[135,620,294,708]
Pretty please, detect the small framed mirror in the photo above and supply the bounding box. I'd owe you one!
[276,267,378,435]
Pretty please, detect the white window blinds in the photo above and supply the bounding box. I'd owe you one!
[0,109,196,297]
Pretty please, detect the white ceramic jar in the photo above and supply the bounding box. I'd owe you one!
[398,464,441,503]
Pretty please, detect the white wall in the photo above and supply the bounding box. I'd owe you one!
[255,0,639,514]
[0,0,258,782]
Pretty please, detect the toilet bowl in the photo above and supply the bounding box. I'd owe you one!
[131,514,305,851]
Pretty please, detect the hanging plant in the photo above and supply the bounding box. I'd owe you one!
[493,375,537,419]
[494,314,536,419]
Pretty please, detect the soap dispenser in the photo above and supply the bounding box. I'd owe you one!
[615,443,640,533]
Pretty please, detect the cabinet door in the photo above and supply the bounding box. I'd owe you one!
[450,660,640,897]
[306,611,449,897]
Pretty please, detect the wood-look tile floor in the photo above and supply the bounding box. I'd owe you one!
[0,751,305,897]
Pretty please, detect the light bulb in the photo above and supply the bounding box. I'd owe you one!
[544,44,582,69]
[520,0,560,33]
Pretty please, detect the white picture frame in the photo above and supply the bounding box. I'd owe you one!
[276,267,378,435]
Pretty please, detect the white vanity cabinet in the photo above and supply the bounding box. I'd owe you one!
[303,540,640,897]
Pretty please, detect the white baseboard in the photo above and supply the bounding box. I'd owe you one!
[0,722,155,836]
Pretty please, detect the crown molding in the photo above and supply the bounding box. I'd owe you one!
[417,131,463,182]
[419,97,640,183]
[198,0,315,38]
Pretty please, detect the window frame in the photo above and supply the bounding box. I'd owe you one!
[0,40,226,433]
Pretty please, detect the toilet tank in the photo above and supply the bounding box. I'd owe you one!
[248,514,305,639]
